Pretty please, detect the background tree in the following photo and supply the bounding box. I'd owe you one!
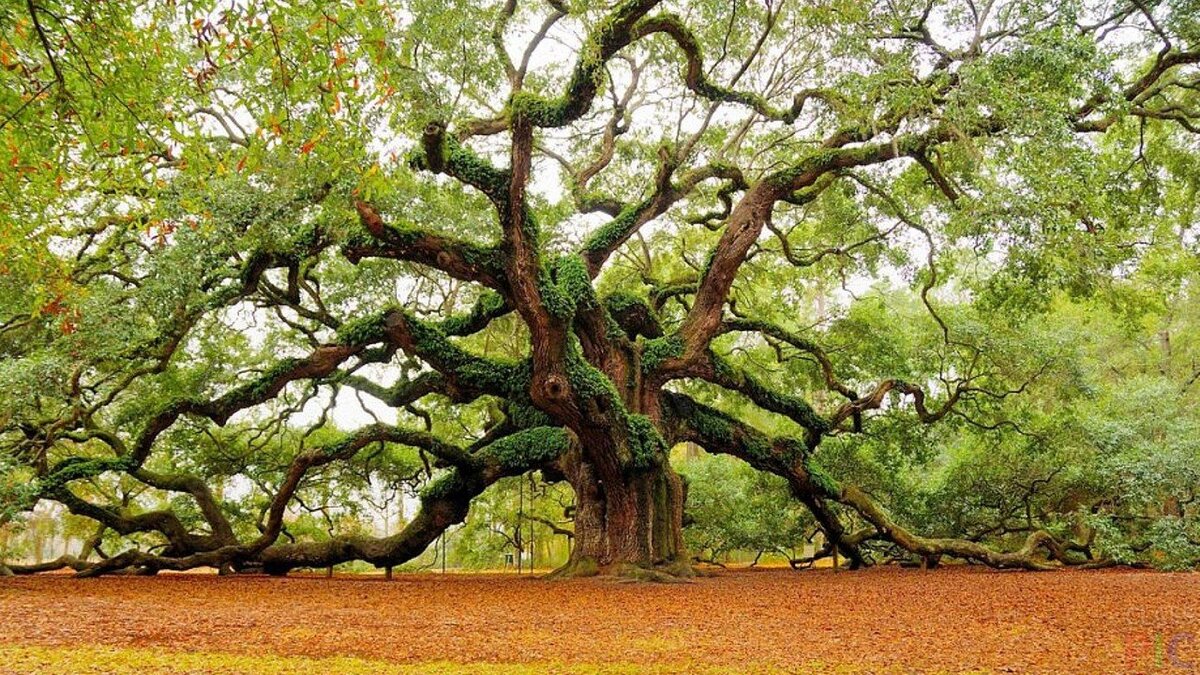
[1,0,1198,578]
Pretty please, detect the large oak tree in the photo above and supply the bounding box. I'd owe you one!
[1,0,1198,577]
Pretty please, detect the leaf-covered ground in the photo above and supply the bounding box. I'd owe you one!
[1,567,1197,673]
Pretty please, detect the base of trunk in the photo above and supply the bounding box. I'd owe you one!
[546,555,695,582]
[560,449,690,575]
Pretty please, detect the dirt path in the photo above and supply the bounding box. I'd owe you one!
[1,566,1197,673]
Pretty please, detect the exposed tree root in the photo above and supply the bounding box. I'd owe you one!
[544,556,601,579]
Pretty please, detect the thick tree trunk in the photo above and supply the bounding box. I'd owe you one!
[555,454,690,579]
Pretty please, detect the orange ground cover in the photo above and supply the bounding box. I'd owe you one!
[1,566,1198,673]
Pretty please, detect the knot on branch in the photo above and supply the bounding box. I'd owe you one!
[542,374,569,401]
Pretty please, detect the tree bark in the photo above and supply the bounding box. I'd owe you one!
[554,455,689,579]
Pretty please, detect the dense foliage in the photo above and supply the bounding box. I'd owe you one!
[1,0,1198,577]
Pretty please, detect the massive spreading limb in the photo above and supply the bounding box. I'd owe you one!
[661,391,1091,570]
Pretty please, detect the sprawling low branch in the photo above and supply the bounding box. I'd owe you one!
[260,426,574,573]
[39,424,575,577]
[660,391,1086,571]
[690,351,829,442]
[659,391,864,567]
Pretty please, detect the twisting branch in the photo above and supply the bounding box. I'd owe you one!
[659,391,864,567]
[719,318,858,401]
[580,162,747,276]
[631,14,836,124]
[346,200,507,289]
[660,391,1088,571]
[690,350,830,443]
[828,378,960,430]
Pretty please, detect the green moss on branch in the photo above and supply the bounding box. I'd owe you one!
[539,255,597,321]
[483,426,573,471]
[626,414,666,470]
[641,335,684,374]
[603,292,663,338]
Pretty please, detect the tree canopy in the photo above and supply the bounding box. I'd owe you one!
[1,0,1198,578]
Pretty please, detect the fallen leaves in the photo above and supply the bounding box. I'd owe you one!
[0,567,1197,674]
